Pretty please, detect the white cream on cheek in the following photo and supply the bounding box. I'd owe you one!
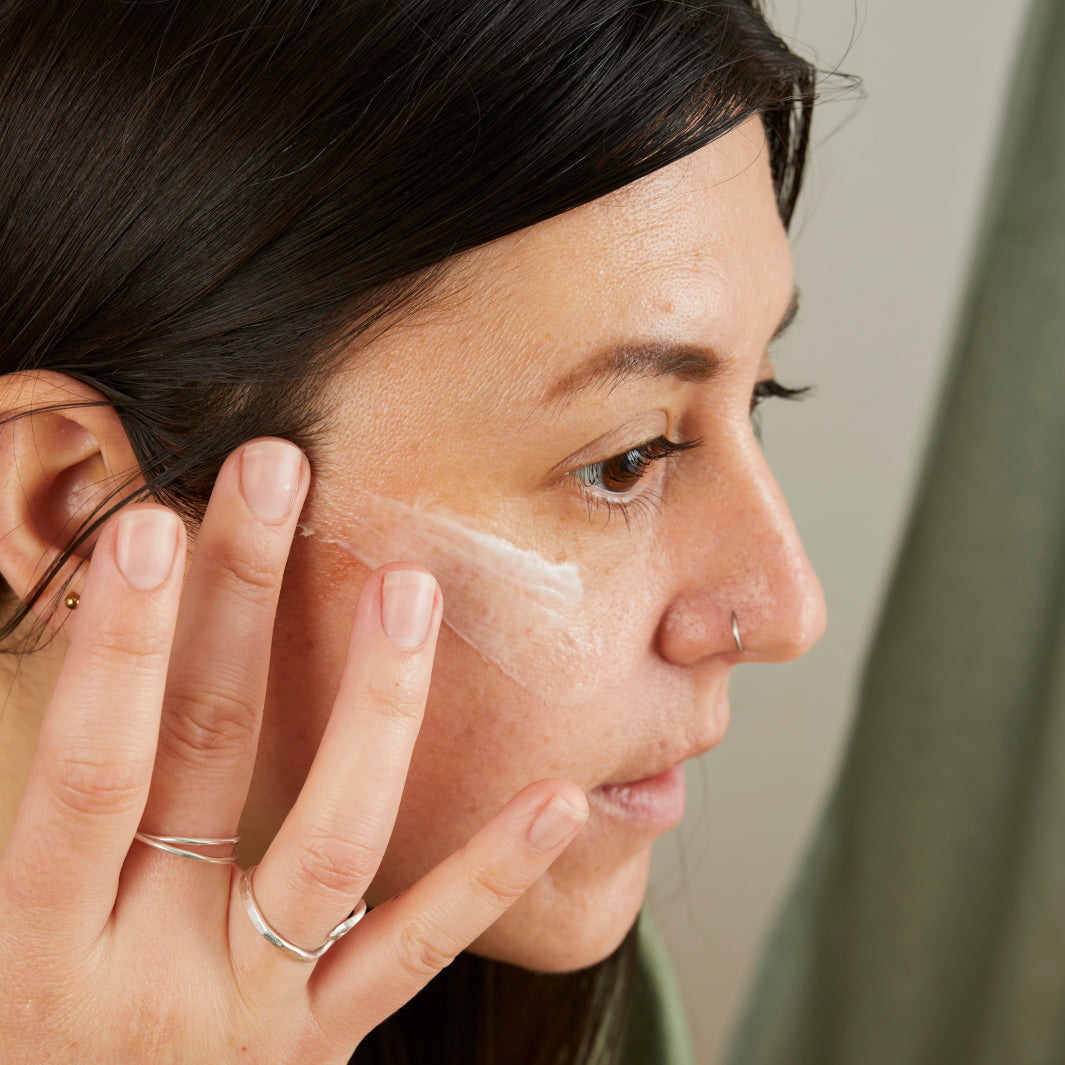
[300,488,598,696]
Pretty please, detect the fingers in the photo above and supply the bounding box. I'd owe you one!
[140,439,308,840]
[309,780,588,1045]
[229,563,442,981]
[2,506,185,931]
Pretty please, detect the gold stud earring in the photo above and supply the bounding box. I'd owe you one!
[64,591,80,610]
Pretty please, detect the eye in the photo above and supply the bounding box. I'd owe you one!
[571,435,702,528]
[574,435,701,496]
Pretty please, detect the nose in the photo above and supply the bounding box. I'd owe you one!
[656,441,827,667]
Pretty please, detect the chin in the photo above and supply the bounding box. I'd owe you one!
[465,847,652,972]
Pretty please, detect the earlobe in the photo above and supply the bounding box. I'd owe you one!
[0,371,143,629]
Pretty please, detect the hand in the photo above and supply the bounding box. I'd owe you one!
[0,439,588,1065]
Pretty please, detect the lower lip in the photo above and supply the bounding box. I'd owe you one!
[589,763,687,829]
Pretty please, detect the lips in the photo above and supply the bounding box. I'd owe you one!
[589,763,687,829]
[598,724,729,790]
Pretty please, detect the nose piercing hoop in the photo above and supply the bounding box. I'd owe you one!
[731,613,743,653]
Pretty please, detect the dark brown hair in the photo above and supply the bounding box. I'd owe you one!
[356,919,640,1065]
[0,1,816,1058]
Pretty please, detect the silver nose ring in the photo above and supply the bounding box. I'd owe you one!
[731,612,744,653]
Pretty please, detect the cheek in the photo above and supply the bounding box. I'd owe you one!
[363,560,667,903]
[240,540,367,860]
[304,487,668,708]
[360,618,624,907]
[263,497,671,909]
[368,602,673,971]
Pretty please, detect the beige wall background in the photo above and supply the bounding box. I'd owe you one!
[646,0,1035,1060]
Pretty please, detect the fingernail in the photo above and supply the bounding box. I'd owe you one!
[381,570,437,649]
[527,795,588,852]
[115,510,181,591]
[240,440,303,523]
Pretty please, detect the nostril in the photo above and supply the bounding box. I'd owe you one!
[656,590,750,666]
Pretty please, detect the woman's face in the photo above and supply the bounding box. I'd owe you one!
[245,116,826,971]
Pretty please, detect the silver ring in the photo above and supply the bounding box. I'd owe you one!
[239,864,368,963]
[134,832,240,864]
[731,612,744,653]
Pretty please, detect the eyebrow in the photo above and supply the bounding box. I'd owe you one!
[542,285,801,407]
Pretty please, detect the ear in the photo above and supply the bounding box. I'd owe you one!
[0,371,145,631]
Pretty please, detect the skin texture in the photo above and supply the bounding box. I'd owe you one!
[243,115,826,971]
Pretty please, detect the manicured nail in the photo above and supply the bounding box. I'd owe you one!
[381,570,437,649]
[115,510,180,591]
[527,795,589,852]
[240,440,303,523]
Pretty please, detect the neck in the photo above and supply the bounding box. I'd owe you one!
[0,630,66,850]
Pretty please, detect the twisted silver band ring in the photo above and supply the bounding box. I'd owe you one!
[240,864,368,962]
[133,832,240,864]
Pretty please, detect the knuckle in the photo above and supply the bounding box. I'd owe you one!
[394,917,460,983]
[159,688,259,772]
[44,753,146,820]
[361,673,426,725]
[113,984,176,1061]
[210,548,282,599]
[292,831,379,901]
[0,975,79,1052]
[112,960,192,1063]
[85,620,172,665]
[465,861,526,909]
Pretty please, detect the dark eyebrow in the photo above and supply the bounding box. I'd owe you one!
[542,285,801,407]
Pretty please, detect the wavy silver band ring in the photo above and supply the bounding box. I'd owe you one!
[134,832,240,864]
[240,864,368,963]
[731,612,744,653]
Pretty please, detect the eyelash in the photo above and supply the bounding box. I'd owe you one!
[750,378,811,415]
[750,378,812,443]
[572,376,812,527]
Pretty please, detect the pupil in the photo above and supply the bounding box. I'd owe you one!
[603,449,644,493]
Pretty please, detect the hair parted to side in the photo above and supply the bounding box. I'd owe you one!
[0,1,815,1059]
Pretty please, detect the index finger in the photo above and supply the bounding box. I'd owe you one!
[1,505,184,938]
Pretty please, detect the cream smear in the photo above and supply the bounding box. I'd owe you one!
[299,489,583,689]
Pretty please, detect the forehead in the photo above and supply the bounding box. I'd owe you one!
[486,118,780,299]
[344,116,791,418]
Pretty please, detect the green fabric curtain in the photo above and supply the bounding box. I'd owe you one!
[723,0,1065,1062]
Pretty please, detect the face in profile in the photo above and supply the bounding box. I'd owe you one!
[243,116,827,972]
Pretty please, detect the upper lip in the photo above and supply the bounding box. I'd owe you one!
[595,735,725,790]
[594,688,731,789]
